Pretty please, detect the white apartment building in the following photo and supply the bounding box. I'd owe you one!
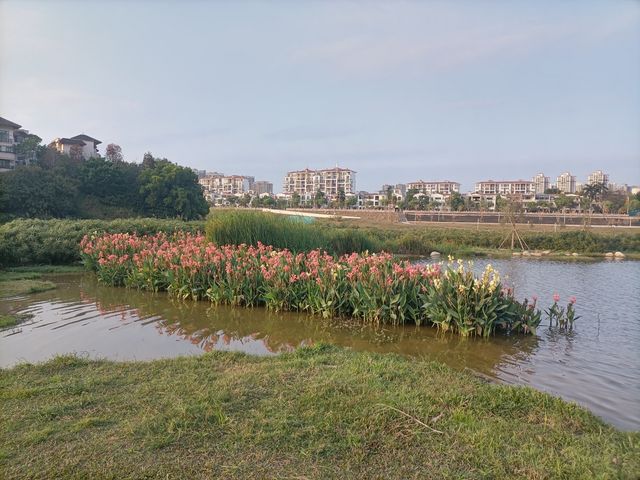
[587,170,610,186]
[283,167,356,201]
[474,180,534,196]
[380,183,406,203]
[199,173,254,200]
[0,116,21,172]
[532,173,550,195]
[556,172,577,193]
[357,191,384,208]
[50,134,101,160]
[406,180,460,197]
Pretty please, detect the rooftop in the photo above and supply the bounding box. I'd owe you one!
[0,116,21,129]
[476,179,534,184]
[56,137,86,146]
[408,180,461,184]
[71,134,101,145]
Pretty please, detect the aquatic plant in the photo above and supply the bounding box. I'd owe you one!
[546,294,580,331]
[80,232,566,337]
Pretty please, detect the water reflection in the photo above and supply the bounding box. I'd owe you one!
[2,273,539,371]
[1,259,639,431]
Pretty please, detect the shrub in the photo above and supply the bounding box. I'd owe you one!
[0,218,204,267]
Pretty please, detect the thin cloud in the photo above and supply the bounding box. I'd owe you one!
[290,9,640,76]
[266,126,358,142]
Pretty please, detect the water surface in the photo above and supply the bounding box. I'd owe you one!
[1,258,638,430]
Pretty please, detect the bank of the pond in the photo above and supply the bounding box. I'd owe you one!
[2,216,639,267]
[0,346,638,479]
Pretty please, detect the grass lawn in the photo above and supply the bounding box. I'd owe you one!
[1,345,638,479]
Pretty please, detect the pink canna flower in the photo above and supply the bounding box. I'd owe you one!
[553,293,560,303]
[569,296,576,305]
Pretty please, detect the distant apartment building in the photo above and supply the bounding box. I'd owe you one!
[0,116,21,171]
[532,173,550,195]
[474,180,534,196]
[380,183,406,202]
[253,181,273,195]
[357,191,384,208]
[0,116,46,171]
[50,134,101,160]
[283,167,356,201]
[587,170,610,186]
[556,172,576,193]
[407,180,460,197]
[199,173,254,200]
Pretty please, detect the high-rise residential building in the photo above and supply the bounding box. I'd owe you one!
[406,180,460,197]
[283,167,356,201]
[532,173,550,195]
[587,170,610,186]
[474,180,534,196]
[556,172,576,193]
[199,173,254,199]
[253,181,273,195]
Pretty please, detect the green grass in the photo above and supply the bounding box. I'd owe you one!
[319,218,640,256]
[1,346,638,479]
[206,210,377,254]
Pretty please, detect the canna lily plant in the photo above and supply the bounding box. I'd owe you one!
[80,233,575,338]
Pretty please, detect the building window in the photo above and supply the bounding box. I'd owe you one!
[0,145,15,153]
[0,130,11,143]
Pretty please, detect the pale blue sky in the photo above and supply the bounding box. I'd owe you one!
[1,0,639,192]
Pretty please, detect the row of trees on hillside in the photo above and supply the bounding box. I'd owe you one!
[0,143,208,220]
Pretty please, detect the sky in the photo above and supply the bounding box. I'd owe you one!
[1,0,639,193]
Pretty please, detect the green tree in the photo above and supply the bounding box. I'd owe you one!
[554,194,574,211]
[581,182,608,213]
[313,190,326,208]
[138,158,209,220]
[0,166,79,218]
[238,194,251,207]
[448,192,465,211]
[15,133,43,166]
[291,192,301,208]
[79,158,141,208]
[337,188,346,208]
[142,152,155,168]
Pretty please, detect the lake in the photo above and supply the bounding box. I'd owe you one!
[1,257,638,430]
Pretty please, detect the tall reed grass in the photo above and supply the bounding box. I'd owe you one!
[206,210,378,255]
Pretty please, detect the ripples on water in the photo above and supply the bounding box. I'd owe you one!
[1,258,638,431]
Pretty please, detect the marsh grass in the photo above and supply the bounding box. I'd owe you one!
[206,210,377,254]
[0,346,638,479]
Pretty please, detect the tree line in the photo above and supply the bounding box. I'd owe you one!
[0,138,209,221]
